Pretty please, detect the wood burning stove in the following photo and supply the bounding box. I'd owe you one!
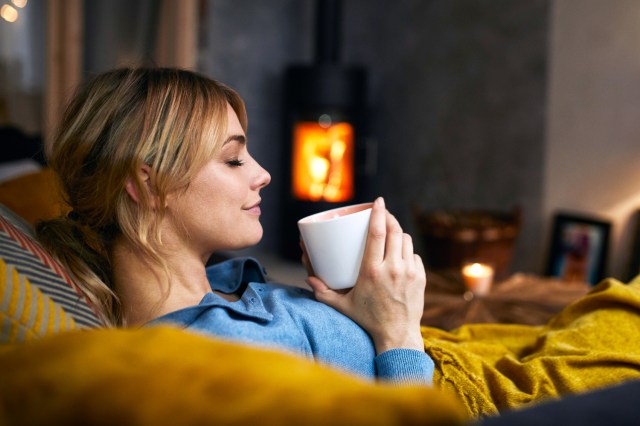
[279,0,374,260]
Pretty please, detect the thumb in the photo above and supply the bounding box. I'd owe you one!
[305,276,344,308]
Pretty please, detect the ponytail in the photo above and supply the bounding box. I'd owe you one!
[36,215,122,326]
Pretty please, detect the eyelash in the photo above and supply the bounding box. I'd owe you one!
[226,159,245,167]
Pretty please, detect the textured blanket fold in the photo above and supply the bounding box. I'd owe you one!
[423,275,640,417]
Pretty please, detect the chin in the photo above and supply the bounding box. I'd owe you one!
[229,230,264,251]
[248,232,264,247]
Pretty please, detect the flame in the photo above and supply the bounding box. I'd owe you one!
[292,121,354,202]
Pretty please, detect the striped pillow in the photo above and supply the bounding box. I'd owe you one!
[0,206,103,343]
[0,259,77,343]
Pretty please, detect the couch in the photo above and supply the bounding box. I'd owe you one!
[2,170,640,425]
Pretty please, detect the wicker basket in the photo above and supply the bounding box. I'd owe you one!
[413,207,521,280]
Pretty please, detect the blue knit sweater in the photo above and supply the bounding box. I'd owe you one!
[149,257,434,385]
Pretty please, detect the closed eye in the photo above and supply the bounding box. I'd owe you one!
[226,159,245,167]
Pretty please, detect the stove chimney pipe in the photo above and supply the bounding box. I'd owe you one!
[315,0,342,64]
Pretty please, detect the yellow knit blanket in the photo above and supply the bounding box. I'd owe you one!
[423,275,640,417]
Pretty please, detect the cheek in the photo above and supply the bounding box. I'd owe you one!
[215,174,248,200]
[198,180,244,216]
[181,167,248,215]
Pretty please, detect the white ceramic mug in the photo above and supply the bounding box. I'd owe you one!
[298,202,373,289]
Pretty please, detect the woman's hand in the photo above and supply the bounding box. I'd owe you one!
[304,197,427,354]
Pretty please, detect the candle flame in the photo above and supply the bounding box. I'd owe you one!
[463,262,494,277]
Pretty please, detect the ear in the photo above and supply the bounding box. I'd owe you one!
[125,164,153,205]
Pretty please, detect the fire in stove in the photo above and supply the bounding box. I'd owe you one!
[292,117,354,202]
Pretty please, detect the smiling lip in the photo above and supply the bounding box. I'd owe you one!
[245,201,262,215]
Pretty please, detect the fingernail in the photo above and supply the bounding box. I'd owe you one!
[375,197,385,207]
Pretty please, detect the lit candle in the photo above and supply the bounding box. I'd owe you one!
[462,262,495,296]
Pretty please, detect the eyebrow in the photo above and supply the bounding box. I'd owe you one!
[223,134,246,146]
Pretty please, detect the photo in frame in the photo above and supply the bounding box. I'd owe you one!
[627,209,640,281]
[545,212,611,285]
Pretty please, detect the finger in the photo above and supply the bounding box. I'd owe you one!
[384,212,404,261]
[402,233,414,262]
[414,254,427,290]
[305,275,329,292]
[362,197,387,266]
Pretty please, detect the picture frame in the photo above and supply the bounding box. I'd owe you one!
[545,212,611,285]
[627,209,640,281]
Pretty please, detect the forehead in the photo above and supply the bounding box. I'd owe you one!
[226,103,244,134]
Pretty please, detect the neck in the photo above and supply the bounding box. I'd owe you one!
[111,236,213,325]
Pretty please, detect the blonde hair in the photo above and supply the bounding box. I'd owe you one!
[36,68,247,326]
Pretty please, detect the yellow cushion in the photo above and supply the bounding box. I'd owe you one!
[0,168,67,226]
[0,326,468,425]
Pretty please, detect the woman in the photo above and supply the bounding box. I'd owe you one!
[36,68,433,385]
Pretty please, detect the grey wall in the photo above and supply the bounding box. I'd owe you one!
[545,0,640,280]
[199,0,550,274]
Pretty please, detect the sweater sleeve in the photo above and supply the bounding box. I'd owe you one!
[374,349,434,386]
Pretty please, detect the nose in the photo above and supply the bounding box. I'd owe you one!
[252,160,271,190]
